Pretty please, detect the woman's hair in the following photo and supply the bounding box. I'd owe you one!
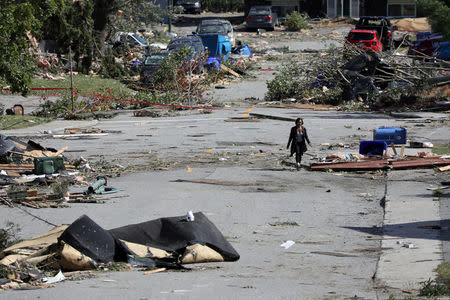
[295,118,303,125]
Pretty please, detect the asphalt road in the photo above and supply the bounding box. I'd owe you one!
[0,106,448,299]
[0,19,449,300]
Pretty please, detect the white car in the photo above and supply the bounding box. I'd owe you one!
[112,32,148,48]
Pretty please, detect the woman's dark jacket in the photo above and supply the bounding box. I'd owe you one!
[287,126,310,156]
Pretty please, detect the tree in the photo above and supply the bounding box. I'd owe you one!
[45,0,95,74]
[417,0,450,40]
[0,1,61,95]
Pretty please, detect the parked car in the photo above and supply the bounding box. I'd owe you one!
[346,29,383,53]
[167,36,206,73]
[432,41,450,61]
[112,32,148,48]
[168,36,205,56]
[140,52,169,83]
[355,16,395,50]
[195,19,235,47]
[175,0,201,14]
[246,6,278,31]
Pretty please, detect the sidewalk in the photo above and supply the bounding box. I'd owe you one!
[376,169,442,291]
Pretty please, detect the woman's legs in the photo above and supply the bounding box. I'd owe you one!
[295,143,302,170]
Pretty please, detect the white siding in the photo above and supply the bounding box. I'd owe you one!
[327,0,337,18]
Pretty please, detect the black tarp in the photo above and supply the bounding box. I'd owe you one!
[59,213,240,264]
[0,134,27,156]
[110,212,240,261]
[59,215,126,263]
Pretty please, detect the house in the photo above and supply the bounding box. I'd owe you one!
[244,0,418,19]
[244,0,301,18]
[326,0,361,18]
[326,0,418,18]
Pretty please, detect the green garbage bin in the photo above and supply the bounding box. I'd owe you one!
[34,157,65,175]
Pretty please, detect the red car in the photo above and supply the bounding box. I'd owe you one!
[346,29,383,53]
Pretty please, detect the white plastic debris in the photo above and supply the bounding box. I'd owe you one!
[403,243,415,249]
[63,191,70,202]
[186,211,195,222]
[43,270,65,284]
[80,163,92,171]
[280,240,295,249]
[0,170,7,176]
[423,142,434,148]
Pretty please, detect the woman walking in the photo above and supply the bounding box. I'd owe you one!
[287,118,311,170]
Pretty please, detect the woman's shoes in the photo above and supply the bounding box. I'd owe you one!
[296,162,300,171]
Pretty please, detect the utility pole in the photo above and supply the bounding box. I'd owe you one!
[168,0,173,32]
[69,46,74,113]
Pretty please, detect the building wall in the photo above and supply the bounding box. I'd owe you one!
[244,0,271,16]
[361,0,417,17]
[244,0,301,17]
[386,0,417,17]
[300,0,327,18]
[361,0,387,16]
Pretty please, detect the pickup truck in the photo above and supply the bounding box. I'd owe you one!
[355,17,396,50]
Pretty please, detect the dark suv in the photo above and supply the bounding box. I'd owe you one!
[246,6,278,31]
[175,0,201,14]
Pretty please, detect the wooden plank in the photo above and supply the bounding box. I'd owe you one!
[391,158,450,169]
[390,143,398,156]
[249,113,296,122]
[55,146,69,156]
[310,160,389,171]
[220,64,241,77]
[52,133,108,138]
[143,268,166,275]
[439,165,450,172]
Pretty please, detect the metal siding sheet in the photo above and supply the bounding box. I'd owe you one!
[387,0,414,4]
[272,0,299,5]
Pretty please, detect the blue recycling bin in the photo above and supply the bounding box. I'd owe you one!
[359,141,388,156]
[373,127,407,145]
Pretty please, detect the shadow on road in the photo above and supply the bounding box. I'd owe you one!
[344,219,450,241]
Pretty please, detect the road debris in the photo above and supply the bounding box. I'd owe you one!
[280,240,295,249]
[0,213,239,289]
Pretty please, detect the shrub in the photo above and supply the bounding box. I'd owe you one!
[285,11,309,32]
[0,221,21,251]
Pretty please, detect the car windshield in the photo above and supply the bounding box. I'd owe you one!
[132,34,148,46]
[348,32,375,40]
[249,7,270,15]
[144,54,166,65]
[168,42,203,55]
[198,24,227,35]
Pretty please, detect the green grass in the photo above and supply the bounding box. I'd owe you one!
[419,263,450,296]
[433,144,450,155]
[31,75,135,100]
[0,115,51,130]
[436,262,450,283]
